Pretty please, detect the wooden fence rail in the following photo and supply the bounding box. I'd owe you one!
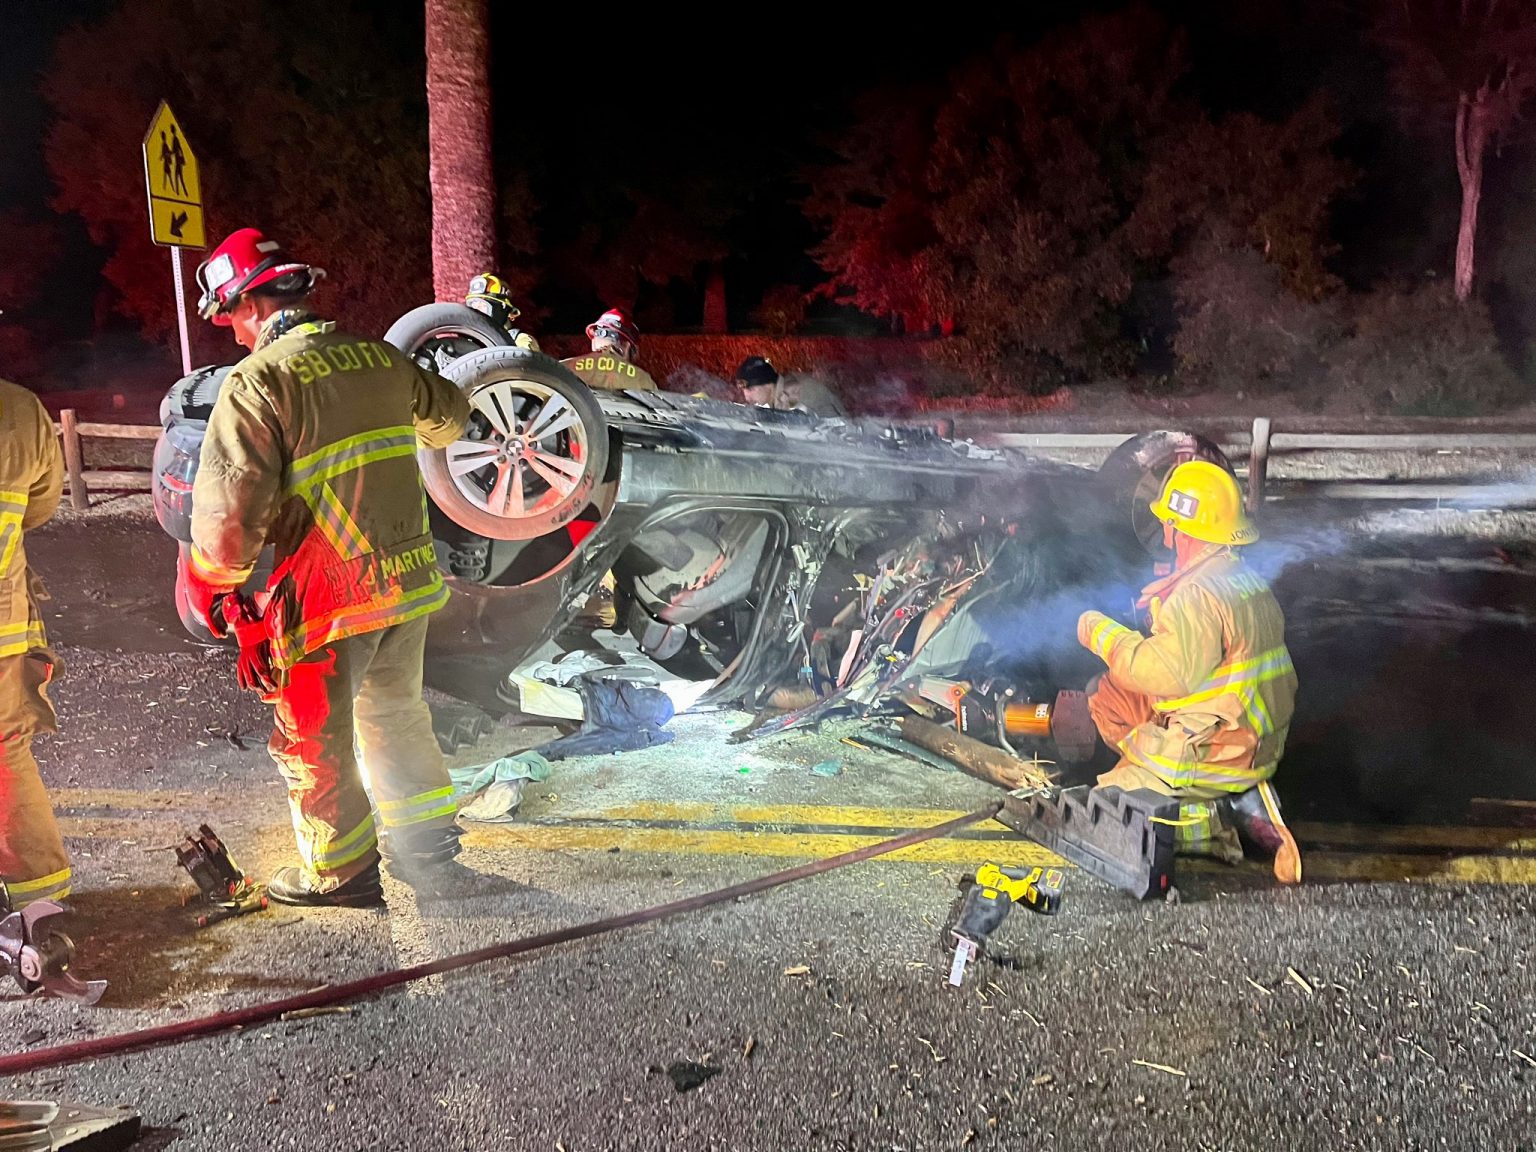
[53,409,160,510]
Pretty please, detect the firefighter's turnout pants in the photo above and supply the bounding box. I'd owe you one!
[0,650,70,906]
[269,615,454,888]
[1088,673,1252,856]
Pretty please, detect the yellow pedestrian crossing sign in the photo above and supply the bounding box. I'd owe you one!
[142,101,204,248]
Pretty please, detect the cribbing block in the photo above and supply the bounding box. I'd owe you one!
[53,1104,141,1151]
[998,786,1177,900]
[2,1103,142,1151]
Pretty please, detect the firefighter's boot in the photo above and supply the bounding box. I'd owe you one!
[1169,800,1246,867]
[380,821,463,880]
[1228,781,1302,885]
[267,862,384,908]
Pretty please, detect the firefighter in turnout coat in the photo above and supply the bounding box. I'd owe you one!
[183,228,473,907]
[562,307,657,392]
[0,379,71,908]
[1077,460,1303,884]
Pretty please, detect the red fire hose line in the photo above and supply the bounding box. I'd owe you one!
[0,803,1003,1078]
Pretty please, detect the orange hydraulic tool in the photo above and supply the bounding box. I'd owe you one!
[915,677,1098,764]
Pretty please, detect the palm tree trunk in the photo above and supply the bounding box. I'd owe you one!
[425,0,494,303]
[1454,88,1490,302]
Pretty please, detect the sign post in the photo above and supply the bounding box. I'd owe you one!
[142,101,204,375]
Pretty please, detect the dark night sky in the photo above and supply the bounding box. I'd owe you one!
[0,2,1490,341]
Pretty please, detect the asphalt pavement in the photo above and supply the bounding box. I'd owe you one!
[1,499,1534,1151]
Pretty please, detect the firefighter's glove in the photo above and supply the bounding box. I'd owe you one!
[179,553,232,639]
[1076,610,1109,651]
[227,608,278,695]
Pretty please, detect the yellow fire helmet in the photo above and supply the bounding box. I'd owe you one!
[1149,459,1258,546]
[466,272,519,321]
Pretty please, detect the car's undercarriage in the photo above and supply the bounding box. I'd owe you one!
[154,305,1229,773]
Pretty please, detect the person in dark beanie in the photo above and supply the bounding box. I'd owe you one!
[734,356,779,407]
[733,356,849,417]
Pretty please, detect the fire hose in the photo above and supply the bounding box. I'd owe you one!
[0,803,1003,1077]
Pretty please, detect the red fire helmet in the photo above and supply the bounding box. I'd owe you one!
[195,228,325,326]
[585,307,640,353]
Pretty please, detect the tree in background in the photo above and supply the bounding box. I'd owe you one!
[1171,223,1341,397]
[805,8,1351,386]
[1375,0,1536,300]
[0,212,60,377]
[42,1,525,357]
[802,82,947,335]
[751,284,810,336]
[425,0,496,303]
[549,176,737,334]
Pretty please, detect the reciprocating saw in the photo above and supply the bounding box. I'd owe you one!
[947,862,1065,986]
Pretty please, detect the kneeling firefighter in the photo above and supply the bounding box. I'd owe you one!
[182,228,474,908]
[1076,460,1302,884]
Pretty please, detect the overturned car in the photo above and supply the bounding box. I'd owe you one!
[152,305,1230,770]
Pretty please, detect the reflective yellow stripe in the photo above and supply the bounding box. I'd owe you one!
[6,867,72,905]
[316,831,379,872]
[286,426,417,495]
[378,786,454,814]
[1155,647,1294,712]
[391,799,459,827]
[1155,801,1223,848]
[1090,618,1132,659]
[272,578,449,668]
[305,813,378,872]
[379,786,458,828]
[1247,689,1276,736]
[0,491,26,578]
[1123,740,1273,792]
[0,520,19,580]
[189,543,256,587]
[310,483,371,561]
[0,620,46,659]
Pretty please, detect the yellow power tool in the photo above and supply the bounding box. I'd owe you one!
[948,862,1065,986]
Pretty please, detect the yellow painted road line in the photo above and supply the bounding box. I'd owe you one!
[554,801,1001,830]
[536,802,1536,853]
[45,789,1536,883]
[464,824,1064,867]
[53,811,1536,884]
[464,824,1536,885]
[1293,822,1536,853]
[1299,852,1536,886]
[50,788,1536,851]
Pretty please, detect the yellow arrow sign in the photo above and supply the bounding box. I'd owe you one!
[142,101,204,248]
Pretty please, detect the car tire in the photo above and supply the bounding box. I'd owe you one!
[1097,430,1233,554]
[383,302,512,373]
[420,347,611,542]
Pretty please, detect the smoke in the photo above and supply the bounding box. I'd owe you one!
[949,499,1377,678]
[852,373,919,417]
[664,363,735,402]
